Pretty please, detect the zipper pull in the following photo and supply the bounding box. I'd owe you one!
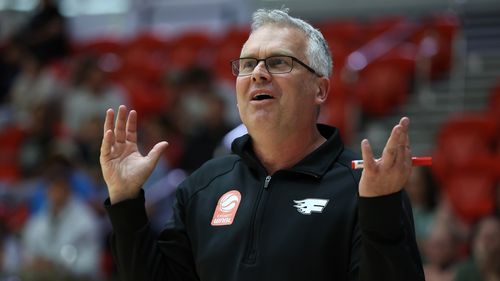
[264,175,271,189]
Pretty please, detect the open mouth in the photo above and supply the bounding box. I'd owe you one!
[252,93,274,101]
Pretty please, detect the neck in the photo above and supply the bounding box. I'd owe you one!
[250,125,325,174]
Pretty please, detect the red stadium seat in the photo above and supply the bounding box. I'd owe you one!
[364,16,406,42]
[352,60,411,116]
[168,30,215,70]
[443,172,497,224]
[72,38,124,57]
[0,126,25,181]
[440,154,498,224]
[213,44,240,83]
[127,32,170,53]
[213,27,249,83]
[317,20,365,49]
[488,78,500,123]
[321,74,357,144]
[117,48,168,85]
[432,113,497,183]
[118,78,169,119]
[410,13,459,80]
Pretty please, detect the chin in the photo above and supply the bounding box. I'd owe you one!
[244,115,274,131]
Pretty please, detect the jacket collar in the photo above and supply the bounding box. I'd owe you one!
[231,124,344,178]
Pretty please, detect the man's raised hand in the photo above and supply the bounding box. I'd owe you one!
[358,117,412,197]
[100,105,168,204]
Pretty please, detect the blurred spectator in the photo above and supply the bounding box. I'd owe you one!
[0,35,24,105]
[406,166,440,247]
[162,67,232,172]
[20,157,101,280]
[455,216,500,281]
[63,55,127,135]
[213,123,248,157]
[0,220,20,280]
[8,51,62,128]
[174,67,216,134]
[179,93,231,173]
[17,0,69,64]
[144,169,187,233]
[27,155,99,216]
[138,116,172,183]
[423,222,460,281]
[18,101,72,178]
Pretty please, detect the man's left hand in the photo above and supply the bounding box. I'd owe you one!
[358,117,412,197]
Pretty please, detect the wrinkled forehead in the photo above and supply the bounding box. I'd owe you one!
[241,24,308,58]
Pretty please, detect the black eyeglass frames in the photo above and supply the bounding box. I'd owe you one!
[230,55,321,77]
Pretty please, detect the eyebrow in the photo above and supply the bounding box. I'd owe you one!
[239,47,296,58]
[239,52,296,59]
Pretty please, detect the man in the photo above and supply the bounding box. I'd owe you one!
[101,8,424,281]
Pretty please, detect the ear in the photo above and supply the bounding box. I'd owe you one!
[314,76,330,105]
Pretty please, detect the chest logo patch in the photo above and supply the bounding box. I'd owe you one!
[211,190,241,226]
[293,198,329,215]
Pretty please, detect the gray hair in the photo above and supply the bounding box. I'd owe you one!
[250,8,332,77]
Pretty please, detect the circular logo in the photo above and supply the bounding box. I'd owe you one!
[220,192,240,212]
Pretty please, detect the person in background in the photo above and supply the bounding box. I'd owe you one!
[423,222,460,281]
[21,157,102,281]
[455,216,500,281]
[0,35,24,105]
[18,0,69,64]
[8,52,62,129]
[100,8,424,281]
[179,93,231,173]
[63,54,127,136]
[405,166,439,251]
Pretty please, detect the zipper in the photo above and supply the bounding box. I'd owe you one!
[264,175,271,188]
[243,175,272,264]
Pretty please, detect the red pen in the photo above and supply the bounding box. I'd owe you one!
[351,156,432,169]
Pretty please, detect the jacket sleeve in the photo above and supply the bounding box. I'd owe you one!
[353,190,425,281]
[104,189,199,281]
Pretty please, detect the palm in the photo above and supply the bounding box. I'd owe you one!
[100,106,168,204]
[358,117,412,197]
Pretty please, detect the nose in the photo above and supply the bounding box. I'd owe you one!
[251,60,271,83]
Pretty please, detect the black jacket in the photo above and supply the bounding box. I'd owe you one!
[105,124,424,281]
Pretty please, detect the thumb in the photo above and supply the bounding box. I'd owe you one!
[146,141,169,165]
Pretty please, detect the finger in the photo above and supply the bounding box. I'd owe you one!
[103,108,115,136]
[360,139,377,171]
[381,125,401,168]
[395,117,412,170]
[100,129,115,160]
[399,116,410,130]
[146,141,169,165]
[126,110,138,143]
[395,131,408,168]
[398,116,410,156]
[115,105,128,144]
[399,116,410,146]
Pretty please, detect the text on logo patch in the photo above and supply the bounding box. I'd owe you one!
[211,190,241,226]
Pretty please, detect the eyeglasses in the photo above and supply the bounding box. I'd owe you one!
[230,55,321,77]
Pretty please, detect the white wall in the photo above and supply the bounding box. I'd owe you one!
[251,0,500,21]
[2,0,499,42]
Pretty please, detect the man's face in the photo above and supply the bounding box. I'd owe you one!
[235,25,325,134]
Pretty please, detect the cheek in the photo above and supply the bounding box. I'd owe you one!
[235,78,247,105]
[291,80,315,104]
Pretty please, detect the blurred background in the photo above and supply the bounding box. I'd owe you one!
[0,0,499,280]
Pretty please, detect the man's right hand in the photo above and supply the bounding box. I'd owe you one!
[100,105,168,204]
